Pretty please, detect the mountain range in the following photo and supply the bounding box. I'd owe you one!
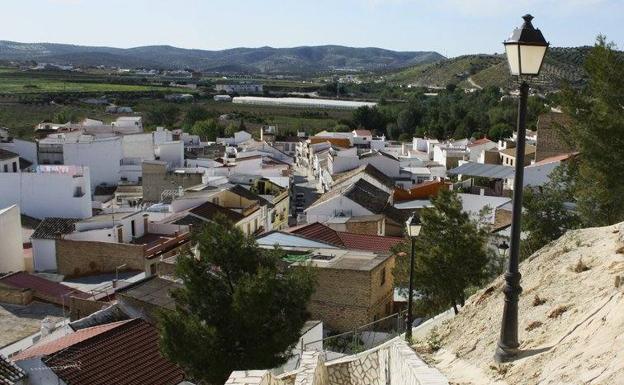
[0,41,445,74]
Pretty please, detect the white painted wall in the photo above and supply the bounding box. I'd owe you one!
[63,137,122,188]
[32,238,57,272]
[0,139,38,165]
[122,133,155,160]
[156,141,184,168]
[0,205,24,272]
[0,167,92,219]
[0,155,19,173]
[523,161,560,188]
[305,196,373,224]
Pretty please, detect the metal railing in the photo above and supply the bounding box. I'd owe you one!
[302,310,407,358]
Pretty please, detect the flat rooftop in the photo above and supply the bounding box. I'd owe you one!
[0,302,64,348]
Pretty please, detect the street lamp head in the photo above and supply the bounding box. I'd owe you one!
[405,214,422,238]
[498,240,509,256]
[504,14,549,77]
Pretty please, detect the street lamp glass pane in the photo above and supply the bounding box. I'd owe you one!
[519,45,547,75]
[505,44,521,76]
[409,224,421,237]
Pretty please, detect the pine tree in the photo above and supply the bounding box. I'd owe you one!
[560,36,624,225]
[392,190,489,316]
[159,216,316,384]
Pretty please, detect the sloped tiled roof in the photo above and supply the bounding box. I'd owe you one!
[0,272,89,303]
[0,354,25,385]
[332,164,395,190]
[344,179,391,214]
[43,319,185,385]
[500,144,536,157]
[288,222,403,253]
[32,218,80,239]
[467,138,493,148]
[12,320,130,361]
[0,149,18,161]
[189,201,244,222]
[116,276,181,311]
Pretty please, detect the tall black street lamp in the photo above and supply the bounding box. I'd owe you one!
[495,14,549,363]
[405,214,422,342]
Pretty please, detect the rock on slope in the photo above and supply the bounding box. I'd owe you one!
[414,223,624,385]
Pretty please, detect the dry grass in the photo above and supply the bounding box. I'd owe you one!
[532,295,547,307]
[548,305,569,319]
[525,320,543,331]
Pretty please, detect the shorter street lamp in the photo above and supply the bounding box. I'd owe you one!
[497,240,510,274]
[405,214,422,342]
[495,14,548,363]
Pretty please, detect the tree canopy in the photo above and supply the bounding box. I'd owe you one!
[392,190,490,316]
[560,36,624,226]
[159,217,316,384]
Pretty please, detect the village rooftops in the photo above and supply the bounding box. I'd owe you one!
[500,144,537,157]
[0,148,19,161]
[38,319,184,385]
[0,354,25,385]
[467,137,493,147]
[287,222,403,254]
[331,163,396,190]
[32,217,80,239]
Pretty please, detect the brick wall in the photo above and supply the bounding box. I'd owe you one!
[56,239,145,277]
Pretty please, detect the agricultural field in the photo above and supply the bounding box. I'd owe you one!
[0,67,179,94]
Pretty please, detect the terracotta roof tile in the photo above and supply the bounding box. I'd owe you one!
[32,218,80,239]
[0,354,25,385]
[12,320,130,361]
[43,319,185,385]
[288,222,403,253]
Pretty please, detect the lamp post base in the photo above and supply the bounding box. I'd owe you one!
[494,343,519,363]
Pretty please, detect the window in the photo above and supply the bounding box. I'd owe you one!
[380,267,386,286]
[131,220,136,237]
[12,162,17,172]
[2,164,7,172]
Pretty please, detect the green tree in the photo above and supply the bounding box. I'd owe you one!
[224,122,238,137]
[191,119,222,141]
[146,104,180,128]
[560,36,624,225]
[159,217,316,384]
[521,162,581,258]
[352,106,387,131]
[392,190,489,316]
[183,105,210,130]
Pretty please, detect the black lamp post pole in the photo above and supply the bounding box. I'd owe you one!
[406,236,416,342]
[495,81,529,362]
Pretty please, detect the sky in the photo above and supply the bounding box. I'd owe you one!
[1,0,622,57]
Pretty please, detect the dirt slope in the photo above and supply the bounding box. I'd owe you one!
[414,223,624,385]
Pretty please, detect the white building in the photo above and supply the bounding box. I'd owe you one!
[0,165,92,219]
[0,205,24,273]
[216,83,263,94]
[0,148,20,173]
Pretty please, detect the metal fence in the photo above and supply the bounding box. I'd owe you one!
[303,310,407,357]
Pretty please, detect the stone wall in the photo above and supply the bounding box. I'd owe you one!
[534,112,576,162]
[345,220,380,236]
[310,268,371,332]
[294,352,329,385]
[69,296,110,321]
[56,239,145,277]
[325,338,448,385]
[0,285,32,305]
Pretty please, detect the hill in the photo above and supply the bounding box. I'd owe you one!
[0,41,445,74]
[412,222,624,384]
[388,47,595,91]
